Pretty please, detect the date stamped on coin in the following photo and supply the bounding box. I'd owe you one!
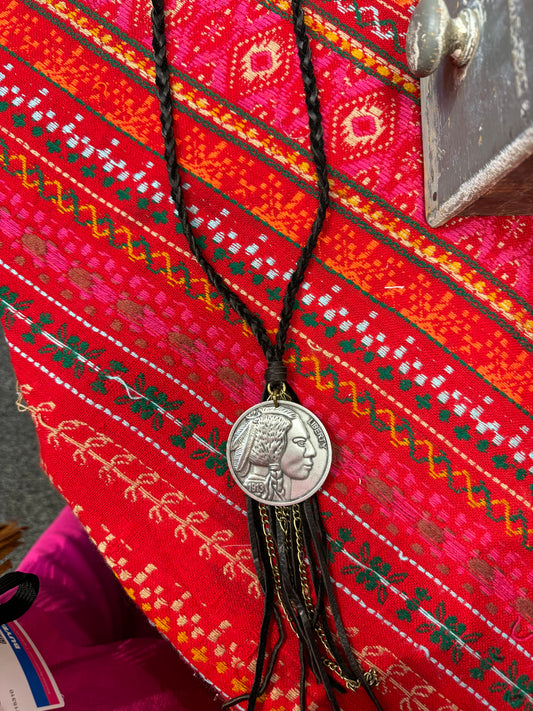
[227,401,331,506]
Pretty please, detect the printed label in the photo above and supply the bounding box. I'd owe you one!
[0,622,64,710]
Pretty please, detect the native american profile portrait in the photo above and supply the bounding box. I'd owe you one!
[229,405,318,503]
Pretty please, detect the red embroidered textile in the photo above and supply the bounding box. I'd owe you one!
[1,0,532,708]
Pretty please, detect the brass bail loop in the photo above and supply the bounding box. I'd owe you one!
[267,382,289,407]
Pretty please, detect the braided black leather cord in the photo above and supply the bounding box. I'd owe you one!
[274,0,330,361]
[150,4,385,711]
[150,1,276,365]
[150,0,329,374]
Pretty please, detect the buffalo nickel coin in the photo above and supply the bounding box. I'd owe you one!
[227,401,331,506]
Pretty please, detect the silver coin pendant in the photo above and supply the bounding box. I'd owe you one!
[227,401,331,506]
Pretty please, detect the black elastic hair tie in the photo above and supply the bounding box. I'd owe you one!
[0,571,40,625]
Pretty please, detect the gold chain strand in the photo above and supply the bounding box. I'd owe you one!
[275,507,290,535]
[294,513,339,666]
[293,507,381,691]
[258,504,297,633]
[322,660,380,690]
[258,504,282,594]
[293,506,316,618]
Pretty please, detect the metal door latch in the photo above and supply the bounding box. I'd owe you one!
[406,0,533,226]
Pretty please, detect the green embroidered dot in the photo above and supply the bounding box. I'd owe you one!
[454,425,470,440]
[229,261,245,275]
[377,365,393,381]
[492,454,509,470]
[301,312,319,326]
[46,139,61,154]
[81,164,96,178]
[415,394,431,409]
[152,210,168,224]
[266,286,281,301]
[339,339,356,353]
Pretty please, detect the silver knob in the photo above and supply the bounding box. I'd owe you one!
[406,0,481,78]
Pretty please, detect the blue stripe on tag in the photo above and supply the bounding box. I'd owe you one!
[1,624,49,708]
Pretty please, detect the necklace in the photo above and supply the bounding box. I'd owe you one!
[151,1,384,708]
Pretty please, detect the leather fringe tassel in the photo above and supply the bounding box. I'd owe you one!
[222,496,384,711]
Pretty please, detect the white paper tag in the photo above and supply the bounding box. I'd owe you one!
[0,622,64,710]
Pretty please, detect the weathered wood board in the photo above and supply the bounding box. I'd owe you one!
[419,0,533,226]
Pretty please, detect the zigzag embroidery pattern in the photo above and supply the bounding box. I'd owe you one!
[3,132,531,419]
[4,119,533,358]
[348,0,407,52]
[3,131,533,408]
[0,138,244,325]
[260,0,417,97]
[6,0,533,353]
[7,291,533,708]
[0,143,173,280]
[14,318,531,708]
[2,274,531,551]
[16,0,533,343]
[2,137,532,547]
[10,9,529,344]
[285,348,533,549]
